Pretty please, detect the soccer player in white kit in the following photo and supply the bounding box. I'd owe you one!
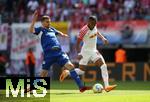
[60,16,117,92]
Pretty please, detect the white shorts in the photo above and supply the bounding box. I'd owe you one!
[79,50,106,65]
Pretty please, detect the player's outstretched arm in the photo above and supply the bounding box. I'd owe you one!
[97,32,109,45]
[29,10,38,33]
[57,30,69,37]
[76,38,81,53]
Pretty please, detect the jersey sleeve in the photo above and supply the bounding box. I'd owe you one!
[78,27,88,40]
[33,27,41,35]
[51,27,59,35]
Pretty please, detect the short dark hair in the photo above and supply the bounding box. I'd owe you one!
[41,15,50,22]
[88,16,97,22]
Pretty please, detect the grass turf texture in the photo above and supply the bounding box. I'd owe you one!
[50,80,150,102]
[0,81,149,102]
[0,90,50,102]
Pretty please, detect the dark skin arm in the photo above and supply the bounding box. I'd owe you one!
[76,38,83,60]
[76,38,82,53]
[97,32,109,45]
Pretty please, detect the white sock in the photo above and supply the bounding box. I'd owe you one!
[100,64,109,88]
[66,68,85,75]
[74,68,85,75]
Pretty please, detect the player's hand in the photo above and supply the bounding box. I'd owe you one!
[63,34,69,37]
[33,10,38,22]
[103,38,109,45]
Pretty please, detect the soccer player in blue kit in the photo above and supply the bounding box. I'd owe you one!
[28,11,92,92]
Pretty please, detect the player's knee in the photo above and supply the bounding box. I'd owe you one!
[67,64,74,70]
[95,60,104,67]
[64,62,74,70]
[100,64,107,70]
[101,64,107,68]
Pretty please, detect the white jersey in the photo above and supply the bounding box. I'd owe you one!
[78,25,98,53]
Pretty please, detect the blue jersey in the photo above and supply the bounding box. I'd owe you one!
[33,27,62,57]
[33,26,70,70]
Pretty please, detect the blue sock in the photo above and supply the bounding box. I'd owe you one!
[70,69,84,89]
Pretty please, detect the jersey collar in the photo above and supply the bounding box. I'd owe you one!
[42,27,54,32]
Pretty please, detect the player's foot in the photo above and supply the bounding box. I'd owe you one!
[59,70,69,82]
[79,86,92,93]
[105,85,117,92]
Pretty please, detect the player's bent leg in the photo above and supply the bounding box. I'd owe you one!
[64,61,75,70]
[64,61,92,92]
[60,54,89,82]
[94,59,117,92]
[59,62,74,82]
[59,66,85,82]
[94,59,104,67]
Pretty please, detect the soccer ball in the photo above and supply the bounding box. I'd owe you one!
[93,83,103,93]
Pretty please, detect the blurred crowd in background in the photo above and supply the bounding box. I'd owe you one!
[0,0,150,76]
[0,0,150,24]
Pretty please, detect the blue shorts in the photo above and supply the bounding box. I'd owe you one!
[42,52,69,70]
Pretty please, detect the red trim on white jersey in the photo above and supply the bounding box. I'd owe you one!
[78,25,89,40]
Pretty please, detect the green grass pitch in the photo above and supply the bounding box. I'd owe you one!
[50,80,150,102]
[0,80,150,102]
[0,90,50,102]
